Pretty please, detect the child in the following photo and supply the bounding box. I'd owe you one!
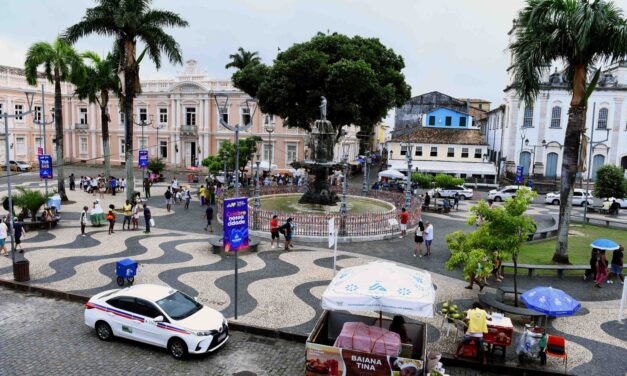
[106,209,116,235]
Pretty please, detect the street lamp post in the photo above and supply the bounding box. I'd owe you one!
[583,103,610,223]
[1,91,34,279]
[264,115,275,172]
[361,151,370,196]
[134,115,153,182]
[215,94,257,320]
[401,143,413,209]
[33,85,54,196]
[152,122,166,159]
[253,139,263,210]
[340,143,350,236]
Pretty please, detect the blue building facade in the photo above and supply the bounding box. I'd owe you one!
[424,108,473,129]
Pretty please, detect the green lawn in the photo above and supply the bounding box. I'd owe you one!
[518,224,627,265]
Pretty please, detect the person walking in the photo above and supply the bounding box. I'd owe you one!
[120,178,125,192]
[122,200,132,230]
[164,187,173,213]
[106,209,116,235]
[144,178,151,198]
[199,185,206,206]
[143,204,152,234]
[399,207,409,238]
[69,173,75,190]
[414,219,425,257]
[184,188,192,209]
[281,218,294,251]
[270,215,280,249]
[79,206,89,236]
[424,221,434,256]
[110,176,117,196]
[584,248,599,281]
[453,193,460,211]
[12,218,26,253]
[608,245,624,284]
[595,252,609,288]
[204,205,213,232]
[0,219,8,256]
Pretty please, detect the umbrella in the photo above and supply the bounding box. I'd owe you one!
[590,239,620,251]
[521,286,581,317]
[321,261,436,318]
[378,169,405,180]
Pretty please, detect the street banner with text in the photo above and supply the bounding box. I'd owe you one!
[38,154,53,179]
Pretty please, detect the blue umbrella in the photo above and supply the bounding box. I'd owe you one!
[590,238,620,251]
[521,287,581,317]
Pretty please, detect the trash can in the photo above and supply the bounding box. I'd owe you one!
[13,259,30,282]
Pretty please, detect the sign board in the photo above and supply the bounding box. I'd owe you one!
[37,147,43,156]
[328,218,336,248]
[138,149,149,168]
[223,197,249,253]
[515,166,524,184]
[38,154,53,179]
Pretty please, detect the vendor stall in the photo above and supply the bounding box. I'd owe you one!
[307,261,435,375]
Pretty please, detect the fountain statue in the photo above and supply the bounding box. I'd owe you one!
[291,97,341,206]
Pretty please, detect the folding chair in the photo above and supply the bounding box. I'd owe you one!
[545,335,568,373]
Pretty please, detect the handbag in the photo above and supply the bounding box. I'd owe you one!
[150,218,155,227]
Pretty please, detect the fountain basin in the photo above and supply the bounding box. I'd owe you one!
[256,193,395,215]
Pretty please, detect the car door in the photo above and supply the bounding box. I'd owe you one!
[133,298,169,347]
[505,188,517,198]
[572,191,582,205]
[105,296,143,340]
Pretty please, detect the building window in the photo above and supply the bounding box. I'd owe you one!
[461,148,469,158]
[286,143,297,164]
[219,110,229,125]
[415,146,422,157]
[523,105,533,128]
[459,117,466,127]
[0,103,3,115]
[139,108,148,122]
[79,137,88,154]
[550,106,561,128]
[185,107,196,126]
[241,107,251,125]
[120,139,126,155]
[15,137,26,155]
[400,145,407,156]
[120,112,125,126]
[263,143,273,162]
[430,147,437,157]
[445,116,452,126]
[159,108,168,124]
[35,137,42,147]
[34,106,42,122]
[597,108,608,129]
[15,104,23,120]
[474,148,482,159]
[428,116,435,126]
[51,107,55,121]
[447,147,454,158]
[80,108,88,124]
[159,140,168,158]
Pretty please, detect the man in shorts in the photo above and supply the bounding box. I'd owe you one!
[424,221,433,256]
[399,207,409,238]
[0,219,8,256]
[164,187,173,212]
[12,218,26,253]
[608,245,624,284]
[270,215,280,249]
[122,200,132,230]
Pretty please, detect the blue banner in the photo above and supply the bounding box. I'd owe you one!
[138,149,149,168]
[223,197,249,253]
[515,166,524,184]
[38,154,53,179]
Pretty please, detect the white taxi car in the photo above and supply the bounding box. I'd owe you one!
[427,185,474,200]
[544,189,594,206]
[487,185,534,202]
[85,284,228,359]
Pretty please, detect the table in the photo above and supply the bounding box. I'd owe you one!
[484,316,514,361]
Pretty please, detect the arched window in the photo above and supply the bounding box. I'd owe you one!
[519,151,532,176]
[597,108,608,129]
[523,106,533,128]
[550,106,561,128]
[545,153,559,178]
[591,154,605,180]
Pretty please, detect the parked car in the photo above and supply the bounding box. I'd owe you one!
[427,185,474,200]
[2,160,32,172]
[85,284,229,359]
[544,189,594,206]
[487,185,534,202]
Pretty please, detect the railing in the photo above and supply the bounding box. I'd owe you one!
[75,123,89,130]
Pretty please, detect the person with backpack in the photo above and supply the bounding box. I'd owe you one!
[164,187,173,212]
[79,206,89,236]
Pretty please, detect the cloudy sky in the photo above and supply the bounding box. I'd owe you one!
[1,0,626,110]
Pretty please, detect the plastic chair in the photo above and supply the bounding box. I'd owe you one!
[545,335,567,373]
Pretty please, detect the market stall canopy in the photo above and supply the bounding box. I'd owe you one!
[590,239,620,251]
[321,261,435,317]
[247,161,277,172]
[272,168,296,176]
[521,286,581,317]
[378,169,405,180]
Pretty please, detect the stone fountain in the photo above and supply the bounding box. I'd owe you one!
[291,97,342,206]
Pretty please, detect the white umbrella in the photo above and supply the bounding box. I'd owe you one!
[321,261,435,318]
[378,169,406,180]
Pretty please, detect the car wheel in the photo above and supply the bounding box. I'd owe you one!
[552,199,559,205]
[95,321,113,341]
[580,201,587,207]
[458,195,465,201]
[494,196,502,202]
[168,338,188,359]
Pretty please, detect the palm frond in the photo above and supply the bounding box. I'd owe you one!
[24,41,55,85]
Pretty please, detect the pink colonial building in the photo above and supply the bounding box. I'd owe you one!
[0,60,306,169]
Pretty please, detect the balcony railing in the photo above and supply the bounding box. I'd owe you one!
[180,125,198,135]
[75,123,89,130]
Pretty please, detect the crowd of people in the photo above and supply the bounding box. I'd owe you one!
[78,174,125,197]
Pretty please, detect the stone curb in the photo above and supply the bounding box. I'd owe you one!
[440,355,572,376]
[0,278,308,344]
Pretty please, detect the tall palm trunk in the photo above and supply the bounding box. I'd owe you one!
[100,89,111,178]
[53,68,67,201]
[553,64,587,264]
[124,39,137,202]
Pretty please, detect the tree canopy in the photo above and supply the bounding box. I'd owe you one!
[230,33,411,139]
[225,47,261,70]
[201,136,262,174]
[594,164,627,199]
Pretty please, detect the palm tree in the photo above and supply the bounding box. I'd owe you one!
[64,0,188,201]
[225,47,261,70]
[24,38,82,202]
[75,52,120,179]
[510,0,627,263]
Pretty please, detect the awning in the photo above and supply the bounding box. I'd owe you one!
[387,160,497,175]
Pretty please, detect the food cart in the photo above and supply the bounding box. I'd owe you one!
[306,261,435,376]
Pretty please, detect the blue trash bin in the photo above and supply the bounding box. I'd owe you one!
[115,258,137,286]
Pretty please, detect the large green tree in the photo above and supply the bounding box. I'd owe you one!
[64,0,188,201]
[25,37,82,202]
[594,164,627,199]
[231,33,411,150]
[74,52,121,179]
[509,0,627,263]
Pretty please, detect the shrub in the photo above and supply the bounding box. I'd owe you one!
[12,187,54,222]
[148,158,166,176]
[411,172,434,188]
[434,174,464,189]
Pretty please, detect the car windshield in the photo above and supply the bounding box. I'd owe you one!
[156,291,202,320]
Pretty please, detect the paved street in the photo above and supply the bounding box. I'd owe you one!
[0,287,304,376]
